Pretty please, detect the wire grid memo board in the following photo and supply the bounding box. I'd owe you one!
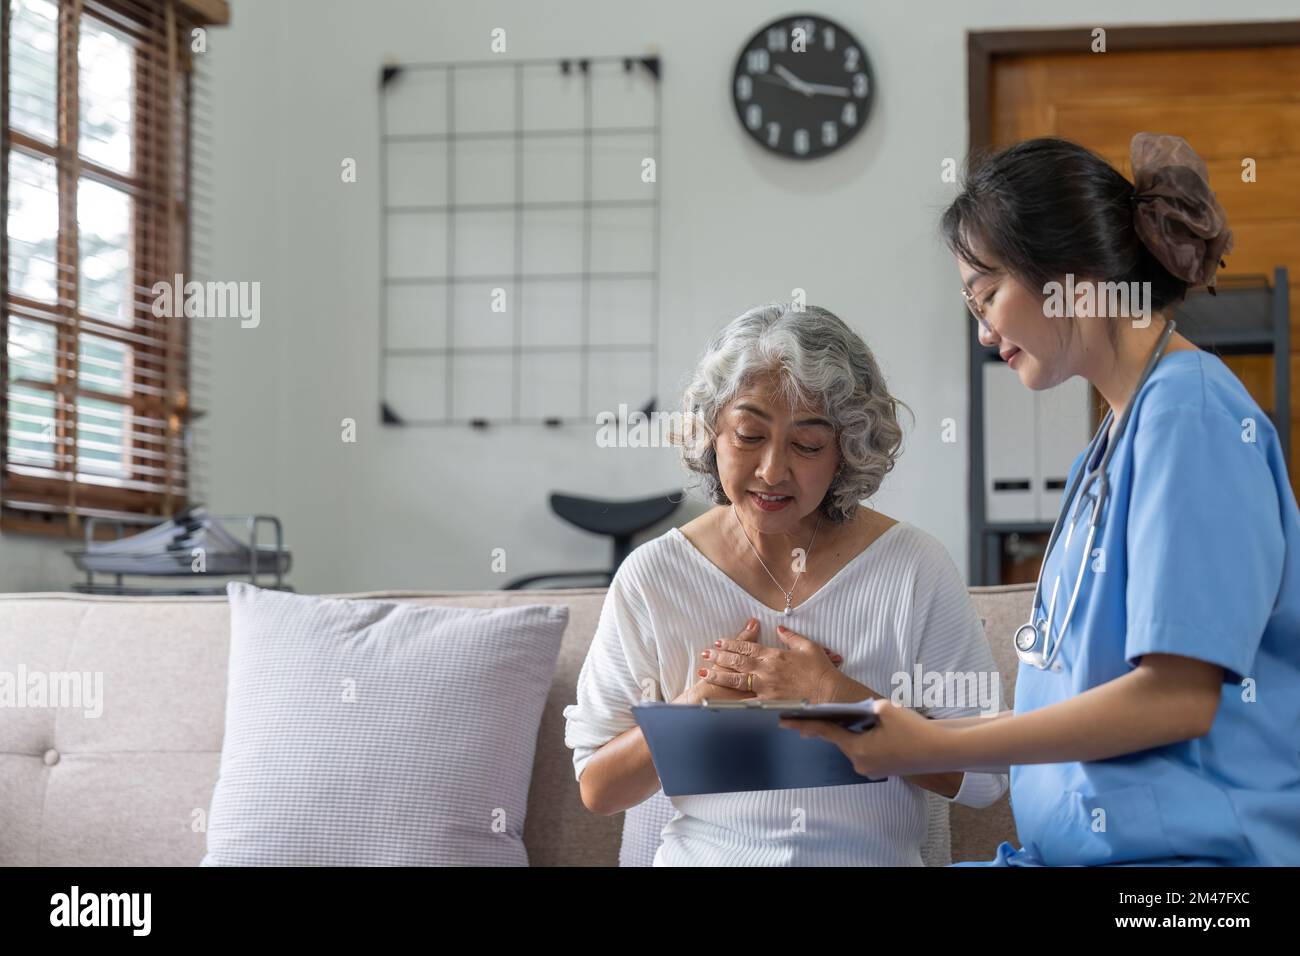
[378,56,663,427]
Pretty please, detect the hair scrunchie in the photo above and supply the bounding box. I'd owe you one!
[1130,132,1234,290]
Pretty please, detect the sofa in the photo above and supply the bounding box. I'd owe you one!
[0,583,1032,866]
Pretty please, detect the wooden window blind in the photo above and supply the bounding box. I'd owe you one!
[1,0,225,539]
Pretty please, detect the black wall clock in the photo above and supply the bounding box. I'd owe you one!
[731,13,874,160]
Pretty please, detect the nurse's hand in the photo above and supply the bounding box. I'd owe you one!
[779,700,951,778]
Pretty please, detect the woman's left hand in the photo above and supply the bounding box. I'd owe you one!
[701,623,847,702]
[779,700,952,777]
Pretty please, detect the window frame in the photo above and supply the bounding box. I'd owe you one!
[0,0,217,538]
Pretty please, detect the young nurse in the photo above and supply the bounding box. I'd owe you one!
[786,133,1300,865]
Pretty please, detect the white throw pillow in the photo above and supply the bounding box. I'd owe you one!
[203,582,568,866]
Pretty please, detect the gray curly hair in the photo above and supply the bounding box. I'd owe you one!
[672,303,908,523]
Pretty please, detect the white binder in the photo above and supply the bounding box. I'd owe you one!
[1036,376,1092,520]
[983,362,1036,522]
[984,363,1092,523]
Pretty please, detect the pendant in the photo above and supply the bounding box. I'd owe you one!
[783,601,792,615]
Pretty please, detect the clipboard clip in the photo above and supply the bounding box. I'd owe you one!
[700,698,809,710]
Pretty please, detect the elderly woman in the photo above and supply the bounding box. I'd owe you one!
[563,303,1006,865]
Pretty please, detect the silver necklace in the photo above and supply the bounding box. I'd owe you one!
[731,502,824,616]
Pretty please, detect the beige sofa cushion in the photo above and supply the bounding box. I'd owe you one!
[950,584,1030,863]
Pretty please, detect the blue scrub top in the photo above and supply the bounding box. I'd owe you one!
[983,349,1300,866]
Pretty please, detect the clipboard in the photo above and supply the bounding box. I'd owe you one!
[631,699,884,797]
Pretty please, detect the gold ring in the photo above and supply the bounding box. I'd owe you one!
[747,672,754,692]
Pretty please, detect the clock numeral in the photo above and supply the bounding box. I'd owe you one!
[822,26,836,51]
[842,102,858,127]
[766,122,781,148]
[735,75,753,101]
[852,72,868,98]
[793,129,810,155]
[746,103,762,131]
[794,18,817,41]
[844,46,861,72]
[766,27,787,52]
[746,48,770,73]
[821,121,838,147]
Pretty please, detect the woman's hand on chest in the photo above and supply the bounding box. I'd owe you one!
[699,619,872,703]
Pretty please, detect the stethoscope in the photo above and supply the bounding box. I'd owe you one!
[1013,319,1178,671]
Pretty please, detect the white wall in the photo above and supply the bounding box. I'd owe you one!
[0,533,70,592]
[3,0,1295,592]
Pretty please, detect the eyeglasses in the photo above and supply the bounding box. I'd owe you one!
[960,281,994,336]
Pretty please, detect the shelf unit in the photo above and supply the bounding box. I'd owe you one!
[968,267,1291,586]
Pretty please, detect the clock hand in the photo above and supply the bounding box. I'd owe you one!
[769,64,849,98]
[772,63,815,96]
[801,81,850,97]
[754,71,812,98]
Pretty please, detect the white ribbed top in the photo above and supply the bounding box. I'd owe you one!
[563,519,1008,866]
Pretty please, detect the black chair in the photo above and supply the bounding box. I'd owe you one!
[503,490,684,589]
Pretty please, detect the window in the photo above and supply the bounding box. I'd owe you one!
[1,0,225,537]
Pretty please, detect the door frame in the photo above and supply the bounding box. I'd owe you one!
[968,21,1300,150]
[964,21,1300,583]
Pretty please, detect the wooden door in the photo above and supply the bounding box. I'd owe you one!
[989,44,1300,501]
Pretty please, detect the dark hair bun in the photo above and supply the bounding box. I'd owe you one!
[1129,132,1233,289]
[941,137,1193,313]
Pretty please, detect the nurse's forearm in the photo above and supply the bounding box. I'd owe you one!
[927,711,1012,730]
[828,674,964,796]
[938,654,1222,768]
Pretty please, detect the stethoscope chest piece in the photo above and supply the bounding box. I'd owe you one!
[1014,621,1063,670]
[1014,622,1040,655]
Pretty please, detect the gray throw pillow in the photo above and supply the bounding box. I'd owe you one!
[203,582,568,866]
